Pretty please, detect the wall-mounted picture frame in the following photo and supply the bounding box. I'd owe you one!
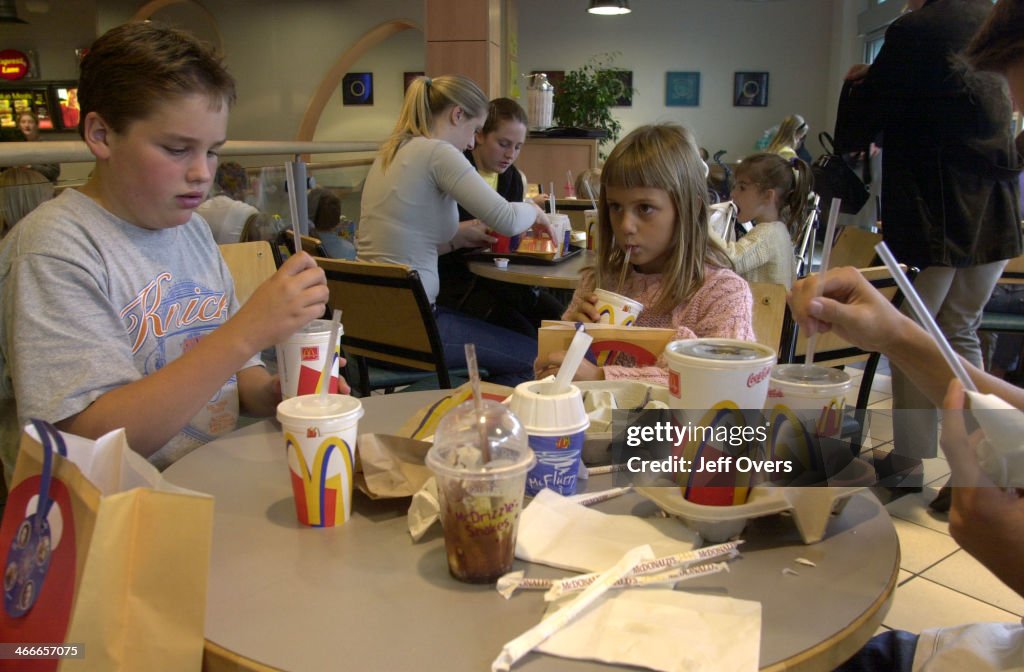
[342,72,373,106]
[609,70,633,107]
[665,71,700,107]
[403,71,424,93]
[734,71,768,107]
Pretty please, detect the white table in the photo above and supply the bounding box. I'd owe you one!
[165,390,898,672]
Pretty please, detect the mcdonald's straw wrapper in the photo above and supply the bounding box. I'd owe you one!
[277,394,364,527]
[491,545,654,672]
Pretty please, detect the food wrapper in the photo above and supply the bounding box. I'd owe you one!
[355,434,432,499]
[407,477,440,541]
[399,381,513,441]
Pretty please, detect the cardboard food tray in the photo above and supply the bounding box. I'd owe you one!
[465,245,584,266]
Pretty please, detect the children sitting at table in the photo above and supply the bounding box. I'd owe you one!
[0,22,338,482]
[711,152,812,288]
[535,123,755,385]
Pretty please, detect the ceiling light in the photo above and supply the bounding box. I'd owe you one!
[588,1,631,16]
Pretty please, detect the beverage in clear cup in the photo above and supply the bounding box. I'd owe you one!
[275,318,343,399]
[663,338,776,506]
[548,213,571,257]
[277,394,364,527]
[593,288,643,326]
[508,379,590,497]
[584,209,598,250]
[426,400,535,583]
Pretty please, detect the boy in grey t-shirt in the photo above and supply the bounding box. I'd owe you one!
[0,22,341,481]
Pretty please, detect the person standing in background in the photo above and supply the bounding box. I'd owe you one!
[836,0,1021,502]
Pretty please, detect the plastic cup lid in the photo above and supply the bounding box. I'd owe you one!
[277,394,363,422]
[771,363,851,386]
[296,318,343,336]
[669,339,773,362]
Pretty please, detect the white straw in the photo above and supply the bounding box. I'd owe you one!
[319,309,342,404]
[552,327,593,394]
[583,178,597,210]
[804,197,841,365]
[549,181,557,214]
[285,162,302,255]
[874,242,978,393]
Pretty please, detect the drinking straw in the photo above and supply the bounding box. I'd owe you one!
[284,162,302,256]
[464,343,492,462]
[803,197,841,365]
[617,247,631,293]
[552,327,593,395]
[319,309,343,405]
[549,182,557,214]
[874,241,978,393]
[565,169,575,197]
[583,178,597,211]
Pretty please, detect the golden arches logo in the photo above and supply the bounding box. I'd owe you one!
[673,401,753,500]
[285,432,355,527]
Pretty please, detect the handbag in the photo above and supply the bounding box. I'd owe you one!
[812,132,871,216]
[0,420,213,671]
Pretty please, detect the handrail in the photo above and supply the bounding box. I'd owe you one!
[0,139,381,167]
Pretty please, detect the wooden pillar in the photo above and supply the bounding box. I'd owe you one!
[424,0,509,98]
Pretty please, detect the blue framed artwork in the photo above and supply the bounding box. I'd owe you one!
[734,71,769,107]
[665,72,700,107]
[342,72,373,106]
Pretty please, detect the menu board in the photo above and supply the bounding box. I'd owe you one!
[0,88,54,131]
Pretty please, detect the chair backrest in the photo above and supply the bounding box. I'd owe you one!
[997,253,1024,285]
[794,193,820,278]
[282,229,328,257]
[218,241,277,305]
[316,258,450,381]
[748,281,788,357]
[829,226,882,270]
[782,264,916,410]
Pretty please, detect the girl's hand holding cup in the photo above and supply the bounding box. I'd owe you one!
[564,293,601,323]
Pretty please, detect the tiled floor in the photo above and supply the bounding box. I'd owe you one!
[845,359,1024,636]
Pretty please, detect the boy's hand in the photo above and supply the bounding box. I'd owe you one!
[534,350,604,381]
[566,293,601,323]
[232,251,329,353]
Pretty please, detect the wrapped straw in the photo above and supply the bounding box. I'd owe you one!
[804,197,841,365]
[874,242,978,392]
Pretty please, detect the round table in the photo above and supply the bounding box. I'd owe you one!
[467,250,595,290]
[165,390,898,672]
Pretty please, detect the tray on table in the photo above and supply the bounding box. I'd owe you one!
[464,245,584,266]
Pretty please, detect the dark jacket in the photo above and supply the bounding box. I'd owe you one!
[456,151,524,222]
[835,0,1021,268]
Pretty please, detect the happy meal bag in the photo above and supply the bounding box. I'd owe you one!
[0,420,213,671]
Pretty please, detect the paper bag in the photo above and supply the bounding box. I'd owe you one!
[0,420,213,671]
[397,381,514,441]
[538,321,677,368]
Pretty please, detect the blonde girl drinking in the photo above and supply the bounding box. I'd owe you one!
[535,123,755,385]
[715,152,813,288]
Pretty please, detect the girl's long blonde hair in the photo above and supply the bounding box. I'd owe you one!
[595,123,730,315]
[765,114,808,156]
[378,74,489,172]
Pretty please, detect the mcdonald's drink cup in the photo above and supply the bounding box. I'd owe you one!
[276,318,343,399]
[509,379,590,496]
[593,288,643,327]
[277,394,364,527]
[664,339,777,506]
[766,364,851,440]
[548,213,572,257]
[584,209,598,250]
[427,400,535,583]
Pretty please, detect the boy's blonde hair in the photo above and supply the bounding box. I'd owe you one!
[378,74,489,171]
[596,123,730,315]
[77,21,236,139]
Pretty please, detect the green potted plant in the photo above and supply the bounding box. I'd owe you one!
[553,52,631,151]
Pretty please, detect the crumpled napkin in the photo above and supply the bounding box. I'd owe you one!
[516,489,698,572]
[536,588,761,672]
[407,477,440,541]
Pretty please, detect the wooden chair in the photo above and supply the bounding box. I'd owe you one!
[218,241,277,305]
[794,193,820,278]
[749,281,789,358]
[316,258,464,396]
[828,225,882,270]
[280,229,328,257]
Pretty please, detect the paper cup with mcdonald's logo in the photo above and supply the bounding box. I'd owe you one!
[593,288,643,327]
[276,318,343,400]
[277,394,364,527]
[664,339,776,506]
